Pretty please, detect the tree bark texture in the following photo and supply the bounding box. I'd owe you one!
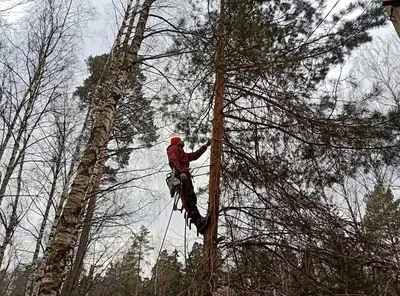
[61,147,107,296]
[37,1,155,295]
[204,0,226,294]
[0,147,25,265]
[25,108,92,296]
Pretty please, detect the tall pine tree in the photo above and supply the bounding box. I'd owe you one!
[159,0,394,293]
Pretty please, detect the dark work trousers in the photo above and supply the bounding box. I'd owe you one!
[179,172,199,218]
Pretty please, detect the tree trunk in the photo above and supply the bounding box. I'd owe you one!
[37,1,155,295]
[0,67,44,164]
[0,147,25,264]
[27,108,92,296]
[61,148,107,296]
[0,90,38,207]
[122,0,141,50]
[135,241,142,296]
[0,92,28,163]
[24,109,91,296]
[0,25,51,207]
[204,0,226,294]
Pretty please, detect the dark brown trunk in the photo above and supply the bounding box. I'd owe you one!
[203,0,226,294]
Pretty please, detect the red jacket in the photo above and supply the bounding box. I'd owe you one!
[167,144,207,174]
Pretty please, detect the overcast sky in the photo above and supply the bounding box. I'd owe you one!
[2,0,399,276]
[77,0,209,270]
[60,0,400,273]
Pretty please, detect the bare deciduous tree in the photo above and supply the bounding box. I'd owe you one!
[0,0,92,273]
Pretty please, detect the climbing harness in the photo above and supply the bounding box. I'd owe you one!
[165,167,180,197]
[165,167,208,236]
[165,167,183,212]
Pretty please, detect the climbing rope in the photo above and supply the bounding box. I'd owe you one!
[191,156,210,176]
[157,205,174,259]
[145,199,172,228]
[152,158,210,291]
[153,203,174,296]
[115,164,210,175]
[184,217,188,276]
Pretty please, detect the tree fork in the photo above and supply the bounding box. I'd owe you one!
[204,0,226,294]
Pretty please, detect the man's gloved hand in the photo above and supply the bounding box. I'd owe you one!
[180,173,187,182]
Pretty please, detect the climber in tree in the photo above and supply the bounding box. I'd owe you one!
[167,137,211,234]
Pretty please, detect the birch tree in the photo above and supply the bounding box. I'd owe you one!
[0,0,92,272]
[38,1,156,295]
[0,0,94,294]
[24,99,91,296]
[61,49,157,296]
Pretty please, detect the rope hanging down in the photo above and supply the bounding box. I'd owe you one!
[153,204,174,296]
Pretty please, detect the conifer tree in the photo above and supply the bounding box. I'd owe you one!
[159,0,392,293]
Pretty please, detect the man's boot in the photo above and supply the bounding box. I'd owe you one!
[190,213,210,235]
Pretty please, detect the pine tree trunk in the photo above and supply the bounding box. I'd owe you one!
[25,109,92,296]
[204,0,226,294]
[61,147,107,296]
[37,1,155,295]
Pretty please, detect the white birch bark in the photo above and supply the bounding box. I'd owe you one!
[38,1,155,295]
[24,108,92,296]
[0,146,25,265]
[60,147,107,296]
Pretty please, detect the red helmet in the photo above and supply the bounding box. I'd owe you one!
[170,137,182,145]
